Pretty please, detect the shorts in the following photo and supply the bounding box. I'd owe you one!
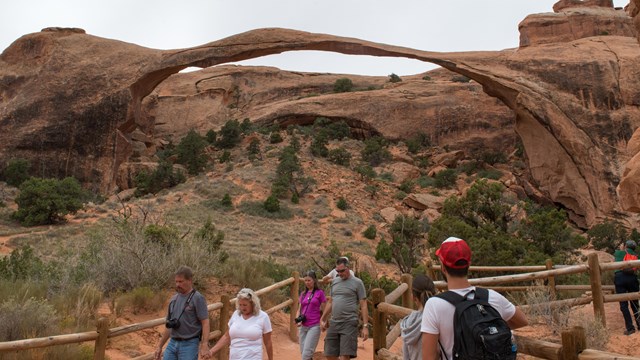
[324,320,359,358]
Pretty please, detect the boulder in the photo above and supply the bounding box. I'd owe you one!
[379,207,401,224]
[421,208,442,223]
[377,162,421,184]
[403,193,446,211]
[432,150,465,168]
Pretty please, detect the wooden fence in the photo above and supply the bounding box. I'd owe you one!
[0,272,302,360]
[373,253,640,360]
[3,254,640,359]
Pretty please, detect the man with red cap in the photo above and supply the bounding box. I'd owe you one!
[420,237,528,360]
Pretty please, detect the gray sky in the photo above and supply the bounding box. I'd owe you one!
[0,0,630,75]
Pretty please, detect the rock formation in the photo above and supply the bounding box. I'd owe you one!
[2,1,640,228]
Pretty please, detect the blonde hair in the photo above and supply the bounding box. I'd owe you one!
[236,288,261,316]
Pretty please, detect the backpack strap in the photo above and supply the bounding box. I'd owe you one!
[473,287,489,301]
[435,290,466,305]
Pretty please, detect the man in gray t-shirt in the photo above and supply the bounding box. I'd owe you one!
[155,266,210,360]
[321,257,368,360]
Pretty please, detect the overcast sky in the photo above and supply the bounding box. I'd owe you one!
[0,0,630,75]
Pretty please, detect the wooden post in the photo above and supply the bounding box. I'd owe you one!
[93,318,109,360]
[372,288,386,358]
[425,258,436,281]
[290,271,300,343]
[587,253,606,327]
[401,273,413,309]
[546,258,556,301]
[561,326,586,360]
[219,295,230,360]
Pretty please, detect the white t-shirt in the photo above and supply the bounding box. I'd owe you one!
[420,286,516,360]
[228,310,272,360]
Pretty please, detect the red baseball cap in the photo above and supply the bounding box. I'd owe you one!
[435,237,471,269]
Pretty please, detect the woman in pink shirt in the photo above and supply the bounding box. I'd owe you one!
[296,270,326,360]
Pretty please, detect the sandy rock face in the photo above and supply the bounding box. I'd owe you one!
[3,3,640,227]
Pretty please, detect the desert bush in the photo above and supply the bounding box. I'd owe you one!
[272,146,315,199]
[363,225,377,240]
[361,136,391,166]
[355,165,376,182]
[219,150,232,164]
[328,147,351,167]
[221,193,233,208]
[0,297,59,341]
[422,75,432,81]
[359,272,398,297]
[264,195,281,213]
[247,138,261,160]
[388,73,402,83]
[218,257,291,307]
[375,238,392,263]
[217,119,242,149]
[588,220,629,253]
[434,169,458,188]
[240,118,253,135]
[477,168,502,180]
[378,172,394,182]
[334,78,354,93]
[522,283,570,334]
[176,129,208,175]
[398,180,414,193]
[79,210,225,293]
[336,198,348,211]
[205,129,217,144]
[416,176,436,188]
[115,286,165,315]
[310,130,329,157]
[13,177,88,226]
[2,158,31,187]
[405,132,430,154]
[51,283,102,330]
[239,200,293,220]
[135,160,186,196]
[314,118,351,140]
[457,160,480,175]
[480,151,507,165]
[451,75,470,83]
[389,215,426,273]
[0,245,53,281]
[269,131,283,144]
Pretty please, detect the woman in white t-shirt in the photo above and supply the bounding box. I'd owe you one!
[208,288,273,360]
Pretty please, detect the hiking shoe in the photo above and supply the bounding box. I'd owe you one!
[624,329,636,335]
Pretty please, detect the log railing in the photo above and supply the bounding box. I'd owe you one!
[0,271,301,360]
[375,255,640,360]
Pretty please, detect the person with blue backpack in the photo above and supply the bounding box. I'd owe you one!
[420,237,528,360]
[613,239,640,335]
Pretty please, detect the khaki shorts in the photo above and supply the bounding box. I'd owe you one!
[324,320,359,358]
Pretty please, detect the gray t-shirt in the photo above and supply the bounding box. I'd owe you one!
[330,275,366,323]
[168,290,208,339]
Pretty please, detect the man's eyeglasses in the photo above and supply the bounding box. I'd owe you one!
[336,268,347,273]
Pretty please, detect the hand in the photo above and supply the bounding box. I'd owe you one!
[361,326,369,341]
[321,320,329,331]
[200,345,210,359]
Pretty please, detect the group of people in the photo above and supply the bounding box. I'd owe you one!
[155,237,531,360]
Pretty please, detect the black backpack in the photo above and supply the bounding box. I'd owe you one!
[436,287,516,360]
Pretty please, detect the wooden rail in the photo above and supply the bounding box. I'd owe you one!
[375,255,640,360]
[0,271,301,360]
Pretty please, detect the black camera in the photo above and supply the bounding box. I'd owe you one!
[295,315,307,324]
[166,318,181,329]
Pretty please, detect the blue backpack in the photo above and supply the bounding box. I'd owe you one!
[436,287,516,360]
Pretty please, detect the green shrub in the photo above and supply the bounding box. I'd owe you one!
[398,180,414,193]
[361,136,391,166]
[247,138,261,160]
[355,165,376,182]
[264,195,281,213]
[416,176,436,188]
[2,159,31,187]
[239,201,294,220]
[422,75,432,81]
[328,147,352,166]
[269,131,283,144]
[205,129,217,144]
[451,75,470,83]
[291,192,299,204]
[457,160,480,175]
[363,225,377,240]
[416,156,430,169]
[195,218,226,256]
[477,168,502,180]
[314,118,351,140]
[389,215,426,273]
[389,73,402,83]
[310,131,329,157]
[221,193,233,207]
[240,118,253,135]
[219,150,231,163]
[336,198,348,210]
[334,78,354,93]
[405,133,430,154]
[378,172,394,182]
[217,119,242,149]
[176,129,208,175]
[13,177,87,226]
[434,169,458,188]
[0,246,52,281]
[375,238,393,263]
[135,160,185,196]
[588,221,628,253]
[394,191,407,200]
[481,151,507,165]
